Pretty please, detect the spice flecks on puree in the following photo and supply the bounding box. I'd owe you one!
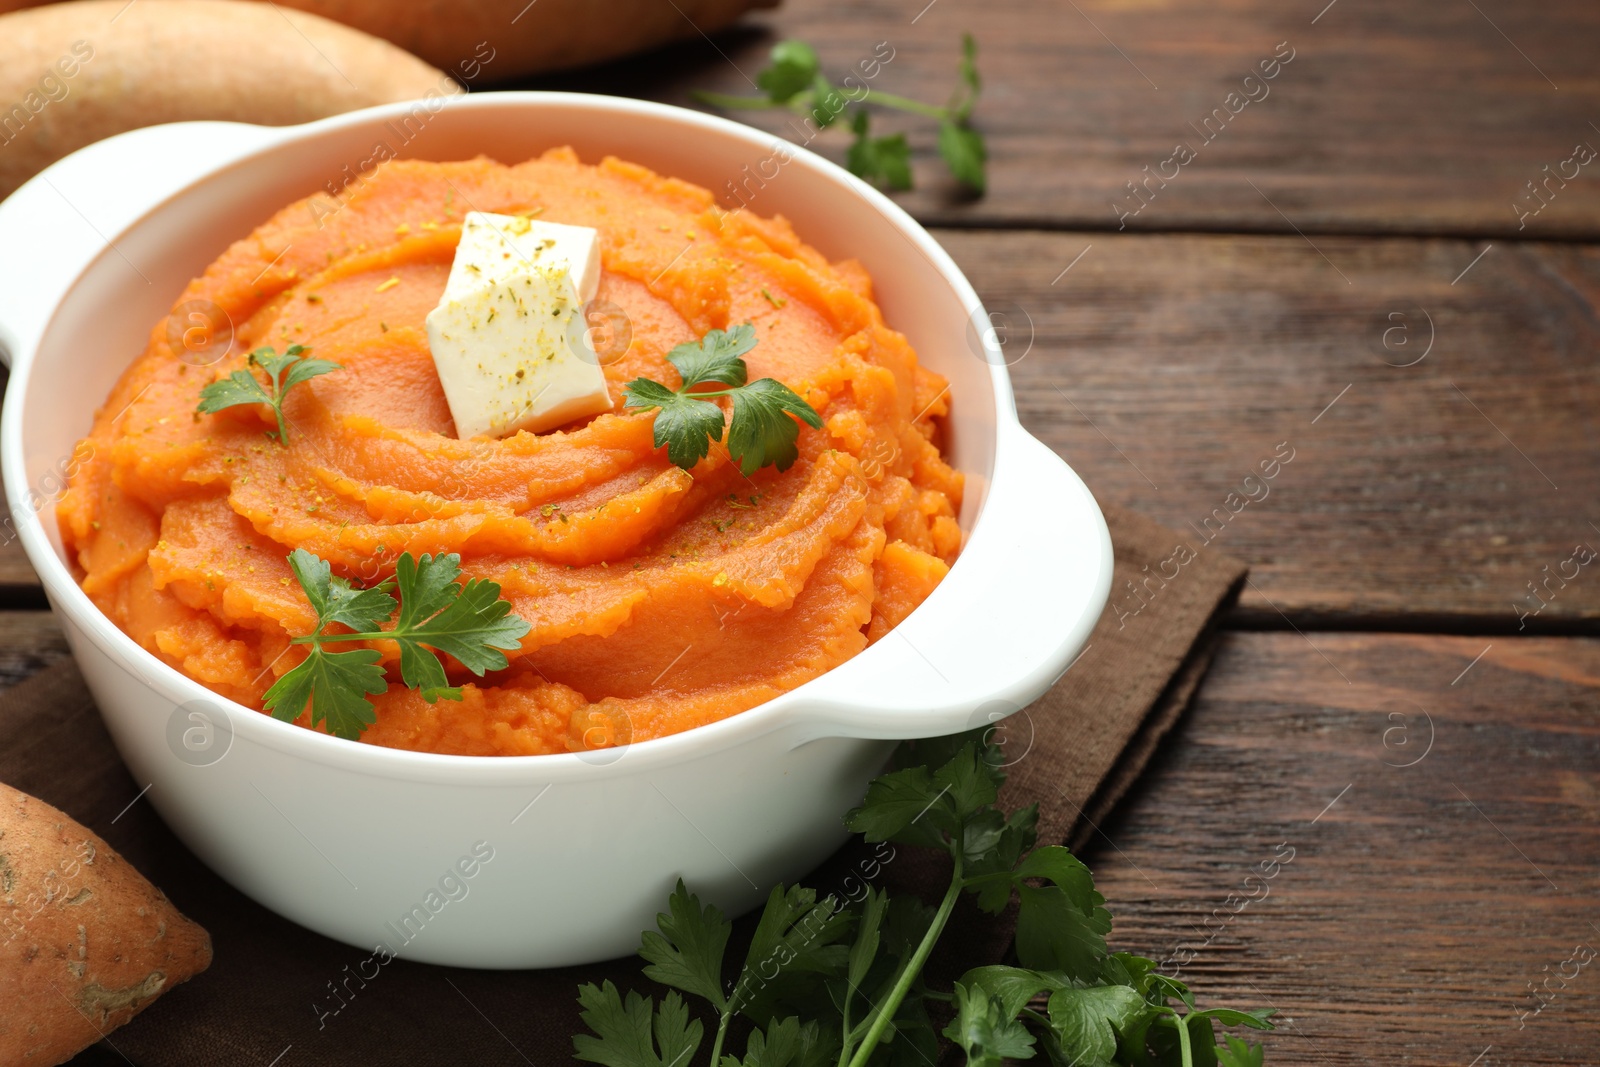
[59,150,963,756]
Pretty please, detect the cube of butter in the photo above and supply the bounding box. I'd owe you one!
[425,212,610,438]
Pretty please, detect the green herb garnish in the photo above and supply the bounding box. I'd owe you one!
[623,324,822,476]
[196,345,340,443]
[263,548,530,740]
[573,729,1273,1067]
[846,110,913,192]
[694,35,986,193]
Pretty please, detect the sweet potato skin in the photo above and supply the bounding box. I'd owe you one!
[0,0,779,79]
[0,782,211,1067]
[267,0,779,78]
[0,0,452,198]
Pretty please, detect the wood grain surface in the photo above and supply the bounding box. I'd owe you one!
[0,608,66,684]
[939,228,1600,629]
[1083,631,1600,1066]
[0,0,1593,1063]
[533,0,1600,236]
[0,462,45,598]
[26,627,1592,1067]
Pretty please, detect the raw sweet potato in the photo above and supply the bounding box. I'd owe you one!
[0,782,211,1067]
[266,0,779,78]
[0,0,453,198]
[0,0,779,81]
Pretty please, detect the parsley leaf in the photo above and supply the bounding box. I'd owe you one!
[955,966,1062,1020]
[671,323,756,388]
[843,762,955,848]
[196,345,340,443]
[938,119,988,194]
[725,378,822,476]
[744,884,853,987]
[720,1017,833,1067]
[808,74,849,129]
[1190,1008,1276,1031]
[934,740,1003,818]
[953,33,982,120]
[1151,973,1197,1013]
[635,385,730,470]
[845,888,887,996]
[194,367,272,415]
[944,980,1038,1067]
[735,884,854,1023]
[693,36,987,195]
[623,325,822,475]
[261,644,384,741]
[630,880,856,1067]
[1102,952,1159,996]
[1216,1035,1267,1067]
[844,738,1005,848]
[1045,983,1148,1064]
[385,552,530,700]
[284,547,396,633]
[262,548,530,739]
[965,806,1039,911]
[641,881,733,1013]
[574,726,1276,1067]
[574,982,704,1067]
[757,41,820,103]
[847,111,913,191]
[937,34,987,189]
[1013,847,1113,980]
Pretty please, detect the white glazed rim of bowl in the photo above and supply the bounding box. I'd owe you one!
[1,93,1105,785]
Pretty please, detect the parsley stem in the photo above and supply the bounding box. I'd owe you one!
[691,90,786,109]
[292,626,435,647]
[860,90,949,121]
[845,851,963,1067]
[708,1010,732,1067]
[1170,1009,1195,1067]
[314,629,401,643]
[836,997,852,1067]
[262,359,291,443]
[959,870,1013,891]
[694,86,948,121]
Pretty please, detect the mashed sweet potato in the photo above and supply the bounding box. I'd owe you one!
[59,150,963,756]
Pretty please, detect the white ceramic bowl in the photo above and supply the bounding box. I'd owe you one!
[0,93,1110,968]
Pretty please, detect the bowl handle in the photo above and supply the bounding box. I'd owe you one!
[0,121,281,369]
[791,424,1115,745]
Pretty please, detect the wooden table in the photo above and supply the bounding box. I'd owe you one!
[6,1,1598,1063]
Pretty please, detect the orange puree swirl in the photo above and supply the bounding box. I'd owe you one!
[59,150,963,756]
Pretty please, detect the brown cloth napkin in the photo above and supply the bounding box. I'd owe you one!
[0,504,1242,1067]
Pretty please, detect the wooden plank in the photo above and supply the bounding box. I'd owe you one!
[0,537,36,594]
[0,610,68,687]
[0,446,45,598]
[938,227,1600,628]
[535,0,1600,236]
[1079,631,1600,1066]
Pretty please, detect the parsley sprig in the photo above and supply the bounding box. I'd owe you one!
[623,324,822,476]
[262,548,530,740]
[196,345,341,443]
[574,730,1273,1067]
[694,36,986,193]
